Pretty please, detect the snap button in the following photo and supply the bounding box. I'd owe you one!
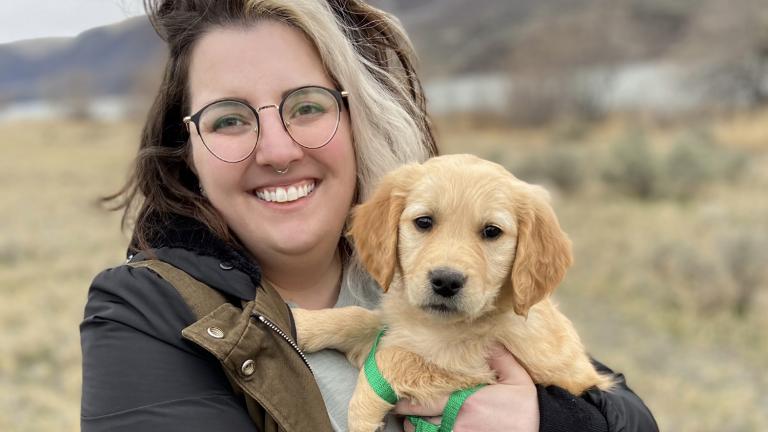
[240,359,256,377]
[219,262,234,270]
[206,327,224,339]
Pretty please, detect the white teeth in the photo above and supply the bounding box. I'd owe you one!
[255,181,315,203]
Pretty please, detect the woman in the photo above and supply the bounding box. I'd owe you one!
[80,0,658,431]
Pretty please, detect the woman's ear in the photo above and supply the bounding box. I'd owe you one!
[501,183,573,317]
[348,163,423,292]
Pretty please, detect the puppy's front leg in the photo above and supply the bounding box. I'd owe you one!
[292,306,381,366]
[348,368,394,432]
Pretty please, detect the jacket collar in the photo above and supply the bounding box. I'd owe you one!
[129,213,261,301]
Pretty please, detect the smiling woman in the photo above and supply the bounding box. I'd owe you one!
[79,1,656,432]
[81,1,436,430]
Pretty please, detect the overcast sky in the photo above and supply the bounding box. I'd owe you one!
[0,0,145,44]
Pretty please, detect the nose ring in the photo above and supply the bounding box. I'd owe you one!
[274,166,289,175]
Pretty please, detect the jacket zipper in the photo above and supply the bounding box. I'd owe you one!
[253,314,314,374]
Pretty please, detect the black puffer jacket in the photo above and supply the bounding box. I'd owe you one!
[80,214,658,431]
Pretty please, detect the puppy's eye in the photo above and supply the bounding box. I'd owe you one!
[482,225,502,239]
[414,216,433,231]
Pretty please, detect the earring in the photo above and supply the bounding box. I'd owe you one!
[199,184,206,197]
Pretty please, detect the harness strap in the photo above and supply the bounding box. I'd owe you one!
[364,329,486,431]
[364,329,398,404]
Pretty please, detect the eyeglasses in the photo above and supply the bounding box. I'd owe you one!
[184,85,349,163]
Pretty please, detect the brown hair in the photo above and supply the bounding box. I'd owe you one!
[105,0,437,253]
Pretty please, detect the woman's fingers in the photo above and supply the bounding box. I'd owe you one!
[402,416,442,432]
[396,345,538,432]
[395,398,445,432]
[393,397,447,417]
[404,418,414,432]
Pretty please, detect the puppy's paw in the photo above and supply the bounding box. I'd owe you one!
[348,419,385,432]
[292,306,381,353]
[291,308,323,352]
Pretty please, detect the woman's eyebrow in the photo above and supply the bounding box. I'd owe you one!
[192,96,252,111]
[197,84,328,109]
[279,83,328,98]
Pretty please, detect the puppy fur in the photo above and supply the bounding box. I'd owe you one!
[293,154,615,432]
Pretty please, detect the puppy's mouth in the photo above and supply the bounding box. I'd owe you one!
[421,302,460,316]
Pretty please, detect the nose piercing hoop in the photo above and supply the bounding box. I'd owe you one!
[274,166,289,175]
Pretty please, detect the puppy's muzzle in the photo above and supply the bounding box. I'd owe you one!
[429,267,467,298]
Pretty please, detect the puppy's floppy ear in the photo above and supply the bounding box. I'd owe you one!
[348,164,423,292]
[502,184,573,317]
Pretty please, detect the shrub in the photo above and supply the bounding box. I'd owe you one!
[510,145,589,194]
[601,128,660,199]
[660,129,748,201]
[601,127,749,201]
[716,229,768,317]
[651,240,733,315]
[650,222,768,317]
[662,134,716,201]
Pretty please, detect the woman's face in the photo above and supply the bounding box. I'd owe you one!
[187,21,357,262]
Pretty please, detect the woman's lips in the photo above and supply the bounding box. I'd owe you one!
[253,180,316,203]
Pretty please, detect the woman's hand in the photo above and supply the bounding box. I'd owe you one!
[394,345,539,432]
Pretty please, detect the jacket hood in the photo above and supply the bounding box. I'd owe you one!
[128,213,262,299]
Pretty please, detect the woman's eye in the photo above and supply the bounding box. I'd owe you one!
[413,216,433,231]
[482,225,502,239]
[212,116,247,132]
[291,102,325,118]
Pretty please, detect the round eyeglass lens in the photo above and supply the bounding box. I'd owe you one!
[281,87,341,149]
[199,100,259,162]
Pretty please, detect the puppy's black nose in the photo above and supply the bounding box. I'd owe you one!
[429,267,467,298]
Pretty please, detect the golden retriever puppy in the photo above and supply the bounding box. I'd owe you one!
[293,154,614,432]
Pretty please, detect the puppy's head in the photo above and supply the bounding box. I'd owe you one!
[349,154,573,321]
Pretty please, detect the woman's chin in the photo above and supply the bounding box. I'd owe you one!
[271,238,316,256]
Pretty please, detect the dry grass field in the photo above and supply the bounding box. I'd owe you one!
[1,113,766,431]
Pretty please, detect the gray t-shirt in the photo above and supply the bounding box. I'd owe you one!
[300,274,401,432]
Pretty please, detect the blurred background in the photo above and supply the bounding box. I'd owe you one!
[1,0,766,430]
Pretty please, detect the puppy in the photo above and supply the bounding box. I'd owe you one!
[293,154,614,432]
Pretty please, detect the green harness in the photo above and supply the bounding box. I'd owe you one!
[364,329,486,432]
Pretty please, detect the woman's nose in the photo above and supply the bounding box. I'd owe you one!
[253,106,303,169]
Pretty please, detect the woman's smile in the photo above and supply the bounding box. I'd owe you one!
[253,179,317,203]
